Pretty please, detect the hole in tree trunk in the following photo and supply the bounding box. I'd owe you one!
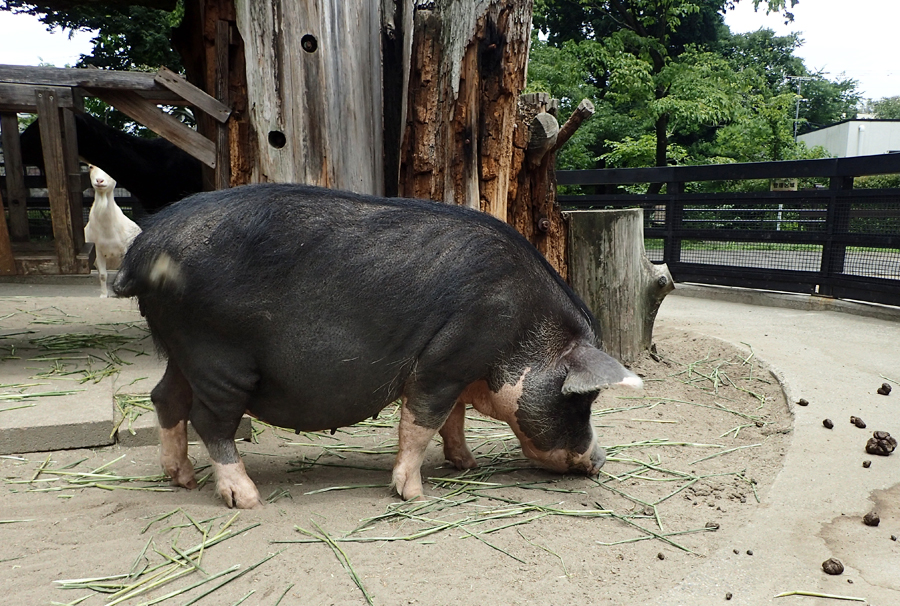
[268,131,287,149]
[301,34,318,53]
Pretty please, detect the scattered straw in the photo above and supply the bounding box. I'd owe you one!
[295,523,373,605]
[774,590,867,602]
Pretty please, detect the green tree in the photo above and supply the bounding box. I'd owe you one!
[2,1,187,135]
[533,0,797,175]
[530,0,860,175]
[2,1,183,72]
[869,96,900,119]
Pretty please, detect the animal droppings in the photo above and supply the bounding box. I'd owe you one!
[877,383,892,395]
[862,460,872,468]
[850,416,867,429]
[725,592,733,600]
[863,511,880,527]
[822,558,844,575]
[797,398,809,406]
[657,552,665,560]
[866,431,897,456]
[823,419,834,429]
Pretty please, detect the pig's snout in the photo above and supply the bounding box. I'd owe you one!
[585,443,607,475]
[567,441,606,476]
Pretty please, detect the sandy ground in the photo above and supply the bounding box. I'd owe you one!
[0,328,791,606]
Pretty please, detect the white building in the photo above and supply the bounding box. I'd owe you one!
[798,119,900,157]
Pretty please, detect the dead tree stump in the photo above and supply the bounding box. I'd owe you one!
[508,94,595,281]
[567,208,675,364]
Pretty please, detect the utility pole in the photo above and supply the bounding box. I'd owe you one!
[788,75,817,141]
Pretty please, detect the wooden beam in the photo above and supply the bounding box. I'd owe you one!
[0,84,75,111]
[155,66,231,124]
[1,64,162,92]
[0,69,187,107]
[91,88,217,168]
[34,88,77,274]
[0,112,30,241]
[214,19,231,190]
[0,188,15,275]
[61,108,85,249]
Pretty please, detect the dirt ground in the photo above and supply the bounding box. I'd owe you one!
[0,330,791,606]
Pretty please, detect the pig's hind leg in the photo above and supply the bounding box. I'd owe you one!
[439,401,477,470]
[151,361,197,489]
[187,360,263,509]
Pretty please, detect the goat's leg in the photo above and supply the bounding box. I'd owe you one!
[95,252,109,298]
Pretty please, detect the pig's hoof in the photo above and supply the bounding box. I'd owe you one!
[445,451,478,470]
[163,460,197,490]
[391,468,424,501]
[217,481,263,509]
[214,462,263,508]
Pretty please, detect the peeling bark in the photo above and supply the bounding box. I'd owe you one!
[508,96,594,281]
[397,0,532,219]
[173,0,253,188]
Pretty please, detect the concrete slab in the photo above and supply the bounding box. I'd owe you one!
[0,296,148,455]
[115,411,253,447]
[674,282,900,323]
[0,294,248,455]
[652,290,900,605]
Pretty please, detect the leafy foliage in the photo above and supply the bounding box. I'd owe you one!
[867,96,900,120]
[2,1,184,72]
[2,2,187,136]
[530,0,854,174]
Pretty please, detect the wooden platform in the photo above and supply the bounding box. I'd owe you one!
[11,241,94,275]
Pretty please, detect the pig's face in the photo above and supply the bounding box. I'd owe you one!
[512,369,607,475]
[471,343,639,476]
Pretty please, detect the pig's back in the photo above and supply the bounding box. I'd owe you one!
[115,184,595,429]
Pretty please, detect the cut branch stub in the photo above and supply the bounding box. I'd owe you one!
[554,98,594,152]
[527,112,559,166]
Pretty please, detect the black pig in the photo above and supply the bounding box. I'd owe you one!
[114,184,640,508]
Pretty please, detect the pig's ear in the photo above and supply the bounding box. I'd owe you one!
[561,345,643,395]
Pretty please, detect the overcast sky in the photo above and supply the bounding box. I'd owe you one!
[723,0,900,101]
[1,1,897,101]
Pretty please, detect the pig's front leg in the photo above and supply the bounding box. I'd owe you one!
[439,401,477,470]
[392,398,442,501]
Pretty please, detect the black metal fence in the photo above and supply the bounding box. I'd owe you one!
[558,154,900,306]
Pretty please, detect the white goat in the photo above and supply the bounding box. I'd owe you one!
[84,165,141,297]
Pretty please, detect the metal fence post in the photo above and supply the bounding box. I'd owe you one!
[819,176,853,295]
[663,181,683,267]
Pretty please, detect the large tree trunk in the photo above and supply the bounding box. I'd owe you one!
[568,209,675,364]
[395,0,532,217]
[232,0,384,193]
